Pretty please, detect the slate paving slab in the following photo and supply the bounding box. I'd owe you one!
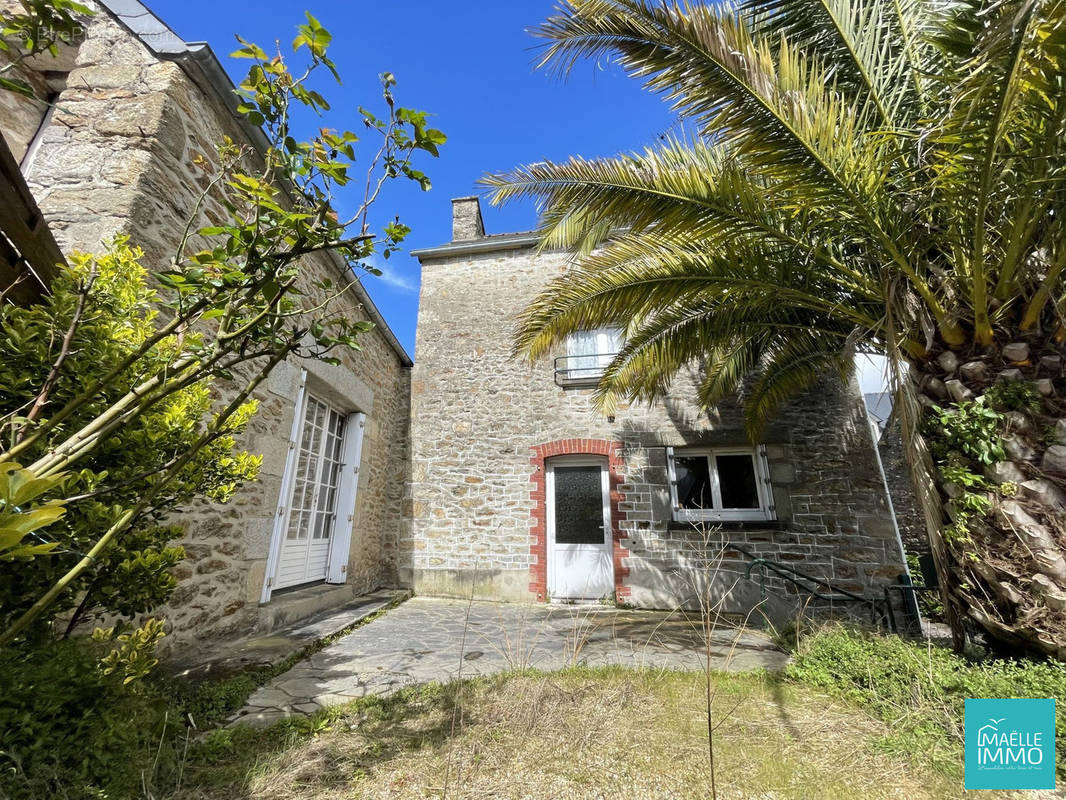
[231,597,788,727]
[170,589,405,681]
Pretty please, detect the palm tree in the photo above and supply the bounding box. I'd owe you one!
[483,0,1066,660]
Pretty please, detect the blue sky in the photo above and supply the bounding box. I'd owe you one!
[151,1,674,346]
[151,0,888,394]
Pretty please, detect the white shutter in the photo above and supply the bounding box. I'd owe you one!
[325,411,366,584]
[665,446,680,513]
[756,443,776,519]
[261,369,309,603]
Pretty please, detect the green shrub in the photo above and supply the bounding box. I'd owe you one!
[984,380,1041,413]
[0,624,179,799]
[923,401,1005,465]
[0,245,260,639]
[786,626,1066,777]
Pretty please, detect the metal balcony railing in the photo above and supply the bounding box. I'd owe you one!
[553,352,618,387]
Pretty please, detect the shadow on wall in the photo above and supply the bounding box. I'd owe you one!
[623,525,896,630]
[623,541,799,627]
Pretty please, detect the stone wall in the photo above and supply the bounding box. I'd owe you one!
[0,58,51,164]
[0,0,84,164]
[5,2,411,653]
[407,203,906,618]
[879,417,929,556]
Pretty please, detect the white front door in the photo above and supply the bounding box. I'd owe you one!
[546,456,614,601]
[275,394,347,589]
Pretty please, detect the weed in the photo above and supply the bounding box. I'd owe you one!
[984,380,1042,414]
[924,401,1005,465]
[170,667,959,799]
[786,625,1066,780]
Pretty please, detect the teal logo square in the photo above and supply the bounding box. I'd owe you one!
[965,698,1056,790]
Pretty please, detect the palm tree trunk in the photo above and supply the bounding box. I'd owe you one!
[912,341,1066,661]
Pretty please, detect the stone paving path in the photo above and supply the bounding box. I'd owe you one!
[232,596,788,726]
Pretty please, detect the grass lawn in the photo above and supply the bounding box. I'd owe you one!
[173,666,969,800]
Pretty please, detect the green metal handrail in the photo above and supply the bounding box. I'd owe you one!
[730,542,886,624]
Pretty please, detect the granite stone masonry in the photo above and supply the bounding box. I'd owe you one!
[406,198,908,620]
[1,0,411,656]
[878,416,929,557]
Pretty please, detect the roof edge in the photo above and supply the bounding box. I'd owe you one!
[94,0,412,368]
[411,231,542,260]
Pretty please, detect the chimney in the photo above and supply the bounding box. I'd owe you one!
[451,196,485,241]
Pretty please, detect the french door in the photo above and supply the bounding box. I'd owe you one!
[275,394,347,589]
[546,456,614,600]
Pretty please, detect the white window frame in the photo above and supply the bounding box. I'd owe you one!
[666,445,775,522]
[562,326,622,384]
[285,394,347,546]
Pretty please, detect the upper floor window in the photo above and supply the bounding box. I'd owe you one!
[667,446,775,522]
[555,326,622,386]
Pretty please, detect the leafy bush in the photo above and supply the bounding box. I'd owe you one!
[0,623,178,799]
[923,401,1005,466]
[0,246,260,638]
[786,626,1066,777]
[984,380,1042,413]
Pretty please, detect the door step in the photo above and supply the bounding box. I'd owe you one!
[262,582,363,633]
[168,589,408,679]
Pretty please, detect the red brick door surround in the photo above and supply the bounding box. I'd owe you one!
[528,439,630,602]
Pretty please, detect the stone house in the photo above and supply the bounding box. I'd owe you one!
[0,0,411,652]
[405,197,909,617]
[1,0,913,650]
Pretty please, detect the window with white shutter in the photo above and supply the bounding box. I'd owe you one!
[666,446,775,522]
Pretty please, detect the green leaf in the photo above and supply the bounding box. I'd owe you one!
[0,503,65,535]
[0,463,66,506]
[0,77,34,98]
[231,36,268,61]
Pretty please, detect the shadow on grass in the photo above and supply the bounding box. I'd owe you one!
[177,678,483,796]
[763,672,805,743]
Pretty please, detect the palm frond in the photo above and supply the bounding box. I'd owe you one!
[488,0,1066,437]
[481,138,881,285]
[528,0,953,332]
[742,0,926,128]
[511,231,884,365]
[741,332,852,438]
[533,0,879,204]
[932,0,1066,338]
